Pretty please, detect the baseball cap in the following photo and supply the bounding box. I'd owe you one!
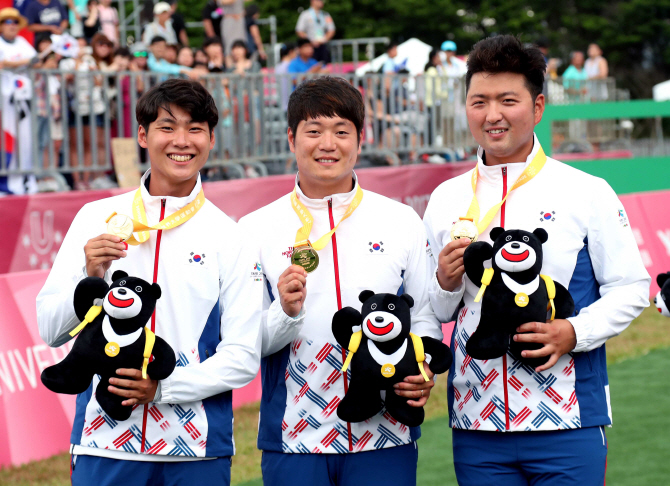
[153,2,171,15]
[131,41,148,54]
[441,40,457,52]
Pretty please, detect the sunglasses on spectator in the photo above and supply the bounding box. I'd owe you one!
[133,51,148,57]
[2,19,20,25]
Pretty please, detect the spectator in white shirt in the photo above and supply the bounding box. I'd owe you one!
[142,2,177,45]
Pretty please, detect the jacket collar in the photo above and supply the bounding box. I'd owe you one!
[476,133,541,185]
[138,169,203,221]
[294,171,359,210]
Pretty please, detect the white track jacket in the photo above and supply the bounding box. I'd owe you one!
[423,135,650,433]
[238,174,443,454]
[37,171,263,460]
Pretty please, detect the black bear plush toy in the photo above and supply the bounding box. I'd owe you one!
[655,272,670,317]
[332,291,452,427]
[463,227,575,368]
[41,271,176,421]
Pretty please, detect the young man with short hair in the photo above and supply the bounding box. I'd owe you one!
[423,35,650,485]
[239,76,444,486]
[37,79,263,485]
[288,37,325,74]
[295,0,334,63]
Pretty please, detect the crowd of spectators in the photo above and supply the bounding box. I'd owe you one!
[0,0,617,195]
[0,0,282,194]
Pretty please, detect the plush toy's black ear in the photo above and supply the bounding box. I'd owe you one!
[658,272,670,288]
[489,227,505,242]
[151,283,162,300]
[533,228,549,244]
[359,290,375,303]
[400,294,414,309]
[112,270,128,281]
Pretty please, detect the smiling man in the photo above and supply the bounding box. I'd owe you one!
[423,35,650,485]
[238,77,445,486]
[37,79,263,485]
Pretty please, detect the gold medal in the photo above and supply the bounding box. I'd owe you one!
[106,213,134,242]
[515,293,529,307]
[381,363,396,378]
[291,244,320,273]
[450,217,479,243]
[105,342,120,357]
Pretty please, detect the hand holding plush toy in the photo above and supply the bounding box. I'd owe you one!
[463,227,575,368]
[41,271,176,421]
[332,291,452,427]
[654,272,670,317]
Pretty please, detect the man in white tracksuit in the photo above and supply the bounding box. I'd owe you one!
[424,35,650,485]
[239,76,445,485]
[37,79,262,485]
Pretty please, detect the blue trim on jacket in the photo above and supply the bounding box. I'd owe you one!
[257,281,291,451]
[71,382,94,445]
[200,298,234,457]
[569,238,611,427]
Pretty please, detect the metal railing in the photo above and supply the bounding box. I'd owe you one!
[0,69,626,191]
[327,38,390,73]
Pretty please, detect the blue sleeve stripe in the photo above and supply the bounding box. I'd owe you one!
[568,237,611,427]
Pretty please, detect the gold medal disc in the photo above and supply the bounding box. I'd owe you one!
[515,293,529,307]
[105,342,120,357]
[381,363,396,378]
[291,245,320,273]
[106,213,134,242]
[450,218,479,243]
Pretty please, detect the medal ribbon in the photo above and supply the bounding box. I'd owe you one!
[291,184,364,250]
[111,188,206,246]
[465,146,547,234]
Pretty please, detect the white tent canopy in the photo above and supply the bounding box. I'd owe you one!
[355,38,433,77]
[652,80,670,102]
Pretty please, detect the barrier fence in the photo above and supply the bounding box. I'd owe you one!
[0,68,621,191]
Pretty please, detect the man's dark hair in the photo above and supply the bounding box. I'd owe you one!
[386,42,398,52]
[136,79,219,134]
[202,36,223,50]
[465,35,546,100]
[150,35,166,45]
[287,77,365,144]
[114,47,132,59]
[230,39,248,54]
[297,38,311,48]
[280,42,296,58]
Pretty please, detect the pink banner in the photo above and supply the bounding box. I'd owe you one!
[619,190,670,295]
[1,169,668,468]
[0,163,474,275]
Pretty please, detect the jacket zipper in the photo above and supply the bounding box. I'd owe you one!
[329,199,353,452]
[500,167,510,432]
[140,198,166,453]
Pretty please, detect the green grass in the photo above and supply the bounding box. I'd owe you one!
[1,303,667,486]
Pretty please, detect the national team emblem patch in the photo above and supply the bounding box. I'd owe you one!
[251,262,263,281]
[426,239,433,258]
[539,210,556,222]
[369,241,384,253]
[618,209,629,227]
[189,252,205,265]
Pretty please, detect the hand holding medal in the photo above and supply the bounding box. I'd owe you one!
[440,147,548,292]
[278,265,308,317]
